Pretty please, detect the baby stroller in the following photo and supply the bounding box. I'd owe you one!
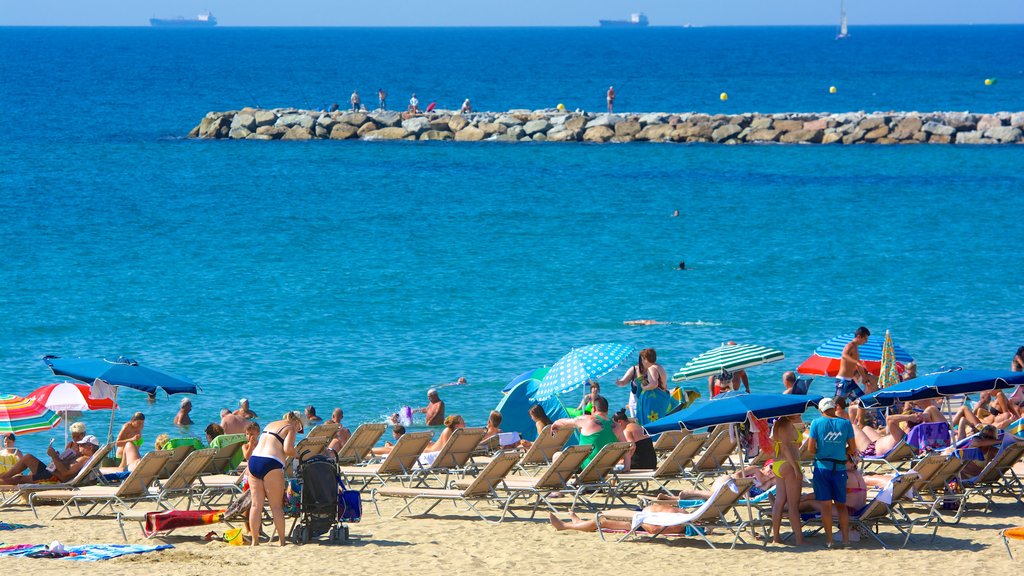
[288,454,361,545]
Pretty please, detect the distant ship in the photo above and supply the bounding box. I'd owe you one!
[835,0,849,39]
[599,13,649,27]
[150,12,217,27]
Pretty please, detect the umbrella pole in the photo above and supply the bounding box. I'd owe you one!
[107,387,119,445]
[64,410,68,445]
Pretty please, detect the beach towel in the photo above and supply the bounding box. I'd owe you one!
[636,388,680,428]
[209,433,247,471]
[0,521,26,530]
[905,422,951,452]
[143,509,225,537]
[0,543,171,561]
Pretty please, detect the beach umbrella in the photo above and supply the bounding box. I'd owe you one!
[858,369,1024,408]
[502,367,549,394]
[27,382,117,444]
[671,343,785,382]
[42,356,198,395]
[0,394,61,435]
[796,354,905,378]
[797,332,912,377]
[876,330,900,389]
[531,343,634,402]
[645,392,824,433]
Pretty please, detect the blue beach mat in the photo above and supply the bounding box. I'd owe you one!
[0,521,27,530]
[0,543,172,561]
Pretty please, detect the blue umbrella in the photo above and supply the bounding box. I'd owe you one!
[645,393,825,433]
[814,333,914,363]
[501,367,549,394]
[43,356,198,395]
[859,369,1024,408]
[531,343,634,402]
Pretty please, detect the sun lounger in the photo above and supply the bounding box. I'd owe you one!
[203,434,247,475]
[594,477,756,548]
[516,424,575,471]
[467,445,592,518]
[332,423,386,465]
[1,443,113,509]
[155,440,200,480]
[370,452,521,523]
[961,438,1024,511]
[862,439,917,474]
[412,427,487,487]
[31,449,174,519]
[338,431,433,490]
[565,442,632,512]
[690,428,739,487]
[304,422,340,444]
[613,432,709,494]
[651,429,688,456]
[152,448,217,510]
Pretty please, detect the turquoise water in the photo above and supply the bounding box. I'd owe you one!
[1,26,1022,453]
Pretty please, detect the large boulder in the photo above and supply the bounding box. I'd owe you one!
[478,122,506,136]
[891,116,923,139]
[858,116,886,131]
[228,127,251,139]
[747,129,780,142]
[256,125,287,138]
[943,112,976,131]
[638,113,668,126]
[928,133,952,144]
[921,122,955,137]
[200,115,231,138]
[419,130,453,141]
[276,113,314,129]
[429,116,452,131]
[281,126,314,140]
[780,129,823,143]
[582,125,615,142]
[369,111,402,127]
[841,130,866,145]
[363,127,411,140]
[340,112,368,126]
[636,124,674,141]
[585,114,623,129]
[711,124,742,142]
[454,126,486,141]
[357,121,378,137]
[1011,113,1024,128]
[505,126,526,140]
[749,117,773,130]
[672,124,712,141]
[821,131,843,144]
[985,126,1022,143]
[862,125,890,141]
[329,123,358,140]
[802,118,829,132]
[546,127,578,142]
[231,113,256,132]
[976,114,1002,132]
[448,115,469,132]
[564,115,588,132]
[401,117,431,136]
[254,111,278,128]
[495,115,524,127]
[773,119,803,132]
[523,119,551,136]
[531,132,548,142]
[954,131,986,144]
[614,120,642,138]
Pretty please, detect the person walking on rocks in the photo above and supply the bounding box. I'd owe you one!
[350,91,361,112]
[606,86,616,114]
[378,88,387,111]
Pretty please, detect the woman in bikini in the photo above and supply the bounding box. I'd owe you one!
[247,411,302,546]
[114,412,146,471]
[611,409,656,471]
[770,414,805,545]
[853,399,944,456]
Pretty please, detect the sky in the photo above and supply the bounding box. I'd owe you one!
[2,0,1022,26]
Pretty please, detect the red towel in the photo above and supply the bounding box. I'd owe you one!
[143,509,225,537]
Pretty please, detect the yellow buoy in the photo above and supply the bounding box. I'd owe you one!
[557,103,566,111]
[720,92,728,101]
[984,78,996,86]
[829,85,837,94]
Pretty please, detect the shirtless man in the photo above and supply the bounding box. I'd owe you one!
[413,389,445,426]
[326,407,352,453]
[0,435,99,485]
[220,408,246,435]
[606,85,616,114]
[836,327,871,401]
[235,398,258,420]
[174,397,193,426]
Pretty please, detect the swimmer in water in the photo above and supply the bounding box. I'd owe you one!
[623,320,670,326]
[436,376,468,389]
[672,210,680,217]
[678,261,686,270]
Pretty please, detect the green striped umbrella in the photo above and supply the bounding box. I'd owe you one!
[0,394,61,435]
[672,343,785,382]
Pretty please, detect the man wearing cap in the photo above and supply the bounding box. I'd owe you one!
[0,435,99,485]
[807,398,857,547]
[234,398,257,420]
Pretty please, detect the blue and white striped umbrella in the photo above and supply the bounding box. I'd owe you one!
[531,343,635,402]
[814,333,914,363]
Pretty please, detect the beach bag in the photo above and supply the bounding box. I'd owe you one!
[338,478,362,522]
[941,478,963,511]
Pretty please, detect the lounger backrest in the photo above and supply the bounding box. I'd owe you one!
[520,425,574,466]
[461,452,520,498]
[693,477,753,522]
[204,439,245,474]
[693,427,737,471]
[530,445,591,490]
[919,456,964,492]
[857,473,918,521]
[305,422,340,443]
[116,450,174,498]
[295,436,331,461]
[158,444,196,480]
[67,443,113,486]
[652,429,687,453]
[430,428,487,471]
[378,431,434,475]
[909,454,947,486]
[334,423,387,464]
[576,442,631,484]
[882,440,916,462]
[160,448,216,492]
[975,441,1024,483]
[657,432,709,477]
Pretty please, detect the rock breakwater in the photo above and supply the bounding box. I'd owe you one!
[191,108,1024,144]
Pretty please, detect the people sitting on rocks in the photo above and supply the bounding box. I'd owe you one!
[408,93,420,114]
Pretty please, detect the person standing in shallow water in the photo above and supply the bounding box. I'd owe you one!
[413,389,445,426]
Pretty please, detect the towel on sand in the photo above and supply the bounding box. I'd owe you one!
[0,543,172,561]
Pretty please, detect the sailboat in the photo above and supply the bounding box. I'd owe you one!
[836,0,849,39]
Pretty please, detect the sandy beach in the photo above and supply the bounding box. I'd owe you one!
[2,468,1022,574]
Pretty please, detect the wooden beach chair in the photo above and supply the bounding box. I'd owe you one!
[565,441,632,512]
[370,452,521,523]
[594,478,755,548]
[338,431,433,490]
[413,427,487,487]
[1,443,113,509]
[613,432,709,495]
[332,423,386,465]
[32,449,173,519]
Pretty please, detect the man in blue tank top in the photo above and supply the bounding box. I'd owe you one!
[808,397,856,547]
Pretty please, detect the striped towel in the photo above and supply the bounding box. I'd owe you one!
[0,543,172,561]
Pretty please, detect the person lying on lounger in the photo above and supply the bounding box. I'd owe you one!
[0,435,98,485]
[548,503,688,535]
[648,463,776,502]
[851,399,943,457]
[951,391,1021,441]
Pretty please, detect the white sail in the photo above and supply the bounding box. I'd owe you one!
[837,0,849,38]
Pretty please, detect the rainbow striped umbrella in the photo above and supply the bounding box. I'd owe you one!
[0,394,61,435]
[876,330,900,389]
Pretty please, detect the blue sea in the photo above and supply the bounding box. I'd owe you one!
[1,26,1022,454]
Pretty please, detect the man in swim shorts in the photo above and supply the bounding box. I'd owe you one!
[836,327,871,402]
[808,398,857,546]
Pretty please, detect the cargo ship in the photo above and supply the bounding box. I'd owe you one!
[598,12,649,27]
[150,12,217,27]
